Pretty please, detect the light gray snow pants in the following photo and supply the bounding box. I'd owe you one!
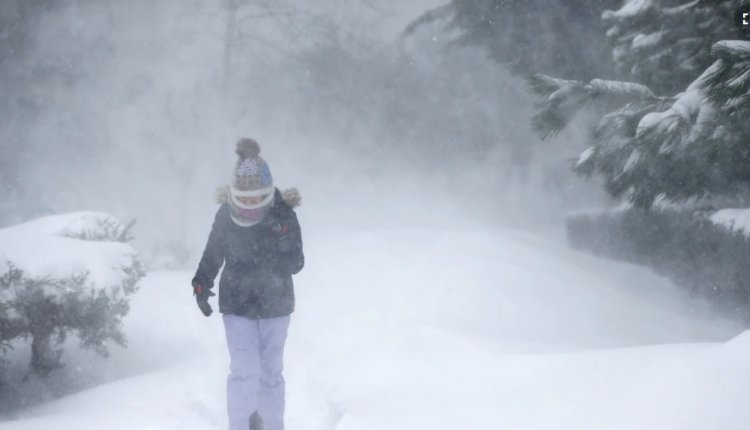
[223,314,290,430]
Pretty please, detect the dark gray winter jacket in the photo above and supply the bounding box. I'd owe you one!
[192,188,304,319]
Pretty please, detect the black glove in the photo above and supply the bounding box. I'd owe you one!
[192,280,215,317]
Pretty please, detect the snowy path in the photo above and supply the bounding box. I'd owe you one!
[2,227,748,430]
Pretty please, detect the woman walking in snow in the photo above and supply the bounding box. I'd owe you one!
[192,138,304,430]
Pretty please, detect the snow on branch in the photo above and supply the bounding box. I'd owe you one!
[564,37,750,208]
[529,74,660,139]
[601,0,738,96]
[602,0,655,20]
[589,79,656,99]
[701,41,750,113]
[711,40,750,62]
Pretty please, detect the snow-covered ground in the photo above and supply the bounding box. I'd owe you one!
[1,222,747,430]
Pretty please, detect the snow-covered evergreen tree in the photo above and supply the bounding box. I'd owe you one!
[603,0,741,94]
[406,0,620,80]
[531,39,750,208]
[528,0,750,209]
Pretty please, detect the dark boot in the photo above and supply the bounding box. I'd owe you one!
[249,412,264,430]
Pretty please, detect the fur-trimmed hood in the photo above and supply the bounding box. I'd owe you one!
[215,185,302,208]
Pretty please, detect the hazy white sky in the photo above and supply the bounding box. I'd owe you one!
[9,0,602,269]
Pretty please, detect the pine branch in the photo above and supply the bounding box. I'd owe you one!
[701,41,750,112]
[529,74,660,139]
[711,40,750,62]
[589,79,655,99]
[403,3,454,36]
[526,74,578,97]
[602,0,741,94]
[593,100,664,142]
[63,218,136,243]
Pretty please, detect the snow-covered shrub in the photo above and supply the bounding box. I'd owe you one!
[63,217,136,243]
[0,212,144,378]
[568,208,750,317]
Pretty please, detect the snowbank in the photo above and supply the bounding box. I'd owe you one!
[1,226,744,430]
[0,211,141,289]
[0,211,145,375]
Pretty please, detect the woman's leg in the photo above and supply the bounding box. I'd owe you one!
[257,315,291,430]
[223,314,261,430]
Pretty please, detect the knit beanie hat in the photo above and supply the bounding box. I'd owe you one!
[227,138,275,227]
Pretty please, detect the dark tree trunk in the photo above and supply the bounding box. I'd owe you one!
[30,331,62,377]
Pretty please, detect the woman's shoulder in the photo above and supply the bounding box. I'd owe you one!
[213,201,231,223]
[276,187,301,209]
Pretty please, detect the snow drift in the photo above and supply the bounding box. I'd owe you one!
[1,224,745,430]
